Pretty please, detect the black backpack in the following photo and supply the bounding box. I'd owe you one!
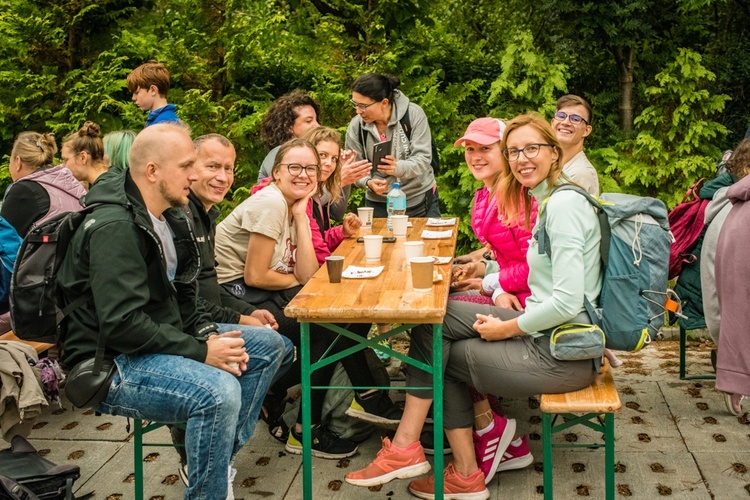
[9,207,94,345]
[358,103,440,176]
[0,436,80,500]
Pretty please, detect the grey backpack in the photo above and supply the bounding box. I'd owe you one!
[538,185,671,351]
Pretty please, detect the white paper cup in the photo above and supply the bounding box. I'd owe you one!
[404,241,424,265]
[410,257,434,292]
[357,207,374,227]
[217,336,241,370]
[363,234,384,261]
[391,215,408,237]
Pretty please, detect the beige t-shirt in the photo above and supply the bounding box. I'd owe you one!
[215,183,298,284]
[563,151,600,196]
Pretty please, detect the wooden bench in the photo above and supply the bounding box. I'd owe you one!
[0,331,54,355]
[540,359,621,500]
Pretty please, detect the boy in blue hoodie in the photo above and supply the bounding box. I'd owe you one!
[127,61,180,127]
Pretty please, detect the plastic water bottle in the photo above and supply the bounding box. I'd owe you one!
[386,182,407,230]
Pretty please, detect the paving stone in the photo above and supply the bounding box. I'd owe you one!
[693,451,750,499]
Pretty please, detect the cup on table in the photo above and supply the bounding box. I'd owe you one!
[410,257,434,292]
[217,336,241,371]
[404,241,424,265]
[363,234,384,261]
[391,215,408,237]
[357,207,374,228]
[325,256,344,283]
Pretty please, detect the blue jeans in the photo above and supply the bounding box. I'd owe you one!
[95,324,287,499]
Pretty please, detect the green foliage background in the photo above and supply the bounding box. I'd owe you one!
[1,0,748,252]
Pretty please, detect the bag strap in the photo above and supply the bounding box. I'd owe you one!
[536,185,608,332]
[358,103,413,155]
[537,184,610,266]
[0,474,38,500]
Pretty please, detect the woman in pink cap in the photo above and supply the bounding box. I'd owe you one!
[345,118,539,498]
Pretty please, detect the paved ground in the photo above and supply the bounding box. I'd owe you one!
[5,334,749,499]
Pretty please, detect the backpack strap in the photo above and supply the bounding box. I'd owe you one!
[536,184,610,266]
[535,184,611,332]
[400,104,412,141]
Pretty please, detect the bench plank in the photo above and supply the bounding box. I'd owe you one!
[0,331,54,355]
[540,360,621,414]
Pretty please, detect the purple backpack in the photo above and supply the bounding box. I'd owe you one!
[668,179,709,279]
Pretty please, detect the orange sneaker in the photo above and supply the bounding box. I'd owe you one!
[408,462,489,500]
[345,437,431,487]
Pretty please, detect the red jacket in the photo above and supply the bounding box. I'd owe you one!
[472,186,537,306]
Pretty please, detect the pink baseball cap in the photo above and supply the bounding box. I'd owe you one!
[454,117,507,147]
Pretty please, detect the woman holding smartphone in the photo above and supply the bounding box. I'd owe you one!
[345,73,440,217]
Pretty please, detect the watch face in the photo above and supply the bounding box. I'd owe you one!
[483,251,493,260]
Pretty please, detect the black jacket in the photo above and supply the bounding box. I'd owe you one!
[59,168,217,368]
[185,191,257,323]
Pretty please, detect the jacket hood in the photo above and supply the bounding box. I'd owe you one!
[727,174,750,204]
[704,186,731,225]
[80,167,135,208]
[391,89,412,123]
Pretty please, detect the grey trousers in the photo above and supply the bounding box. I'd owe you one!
[407,300,597,429]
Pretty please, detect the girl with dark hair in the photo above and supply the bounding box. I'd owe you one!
[215,139,401,460]
[345,73,440,218]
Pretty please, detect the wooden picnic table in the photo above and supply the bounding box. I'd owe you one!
[285,217,458,499]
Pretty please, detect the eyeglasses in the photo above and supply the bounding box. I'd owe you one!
[553,111,589,125]
[350,99,378,110]
[502,144,555,162]
[282,163,318,177]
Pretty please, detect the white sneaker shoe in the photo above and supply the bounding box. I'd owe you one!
[178,464,189,487]
[177,463,236,499]
[227,465,237,500]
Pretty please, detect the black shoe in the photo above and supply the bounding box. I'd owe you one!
[420,427,452,456]
[285,425,358,459]
[345,390,403,429]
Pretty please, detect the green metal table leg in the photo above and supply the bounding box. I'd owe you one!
[679,325,687,380]
[301,323,313,500]
[134,419,144,500]
[542,412,553,500]
[432,324,444,500]
[605,413,615,500]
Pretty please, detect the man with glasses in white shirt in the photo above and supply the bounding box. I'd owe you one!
[551,94,600,195]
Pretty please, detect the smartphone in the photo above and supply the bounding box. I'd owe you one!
[357,236,397,243]
[370,139,392,176]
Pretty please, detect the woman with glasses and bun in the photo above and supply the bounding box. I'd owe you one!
[345,73,440,217]
[214,138,401,460]
[346,113,602,499]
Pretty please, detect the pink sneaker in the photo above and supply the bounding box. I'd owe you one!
[472,412,516,485]
[495,435,534,473]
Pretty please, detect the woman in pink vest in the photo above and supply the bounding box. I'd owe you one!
[0,131,85,331]
[451,118,536,311]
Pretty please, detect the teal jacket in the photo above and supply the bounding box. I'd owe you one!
[673,172,734,330]
[59,168,216,368]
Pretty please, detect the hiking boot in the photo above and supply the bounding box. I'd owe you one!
[345,437,431,487]
[374,338,392,365]
[408,462,489,500]
[420,427,452,455]
[345,390,402,428]
[495,435,534,473]
[472,412,516,484]
[285,424,358,459]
